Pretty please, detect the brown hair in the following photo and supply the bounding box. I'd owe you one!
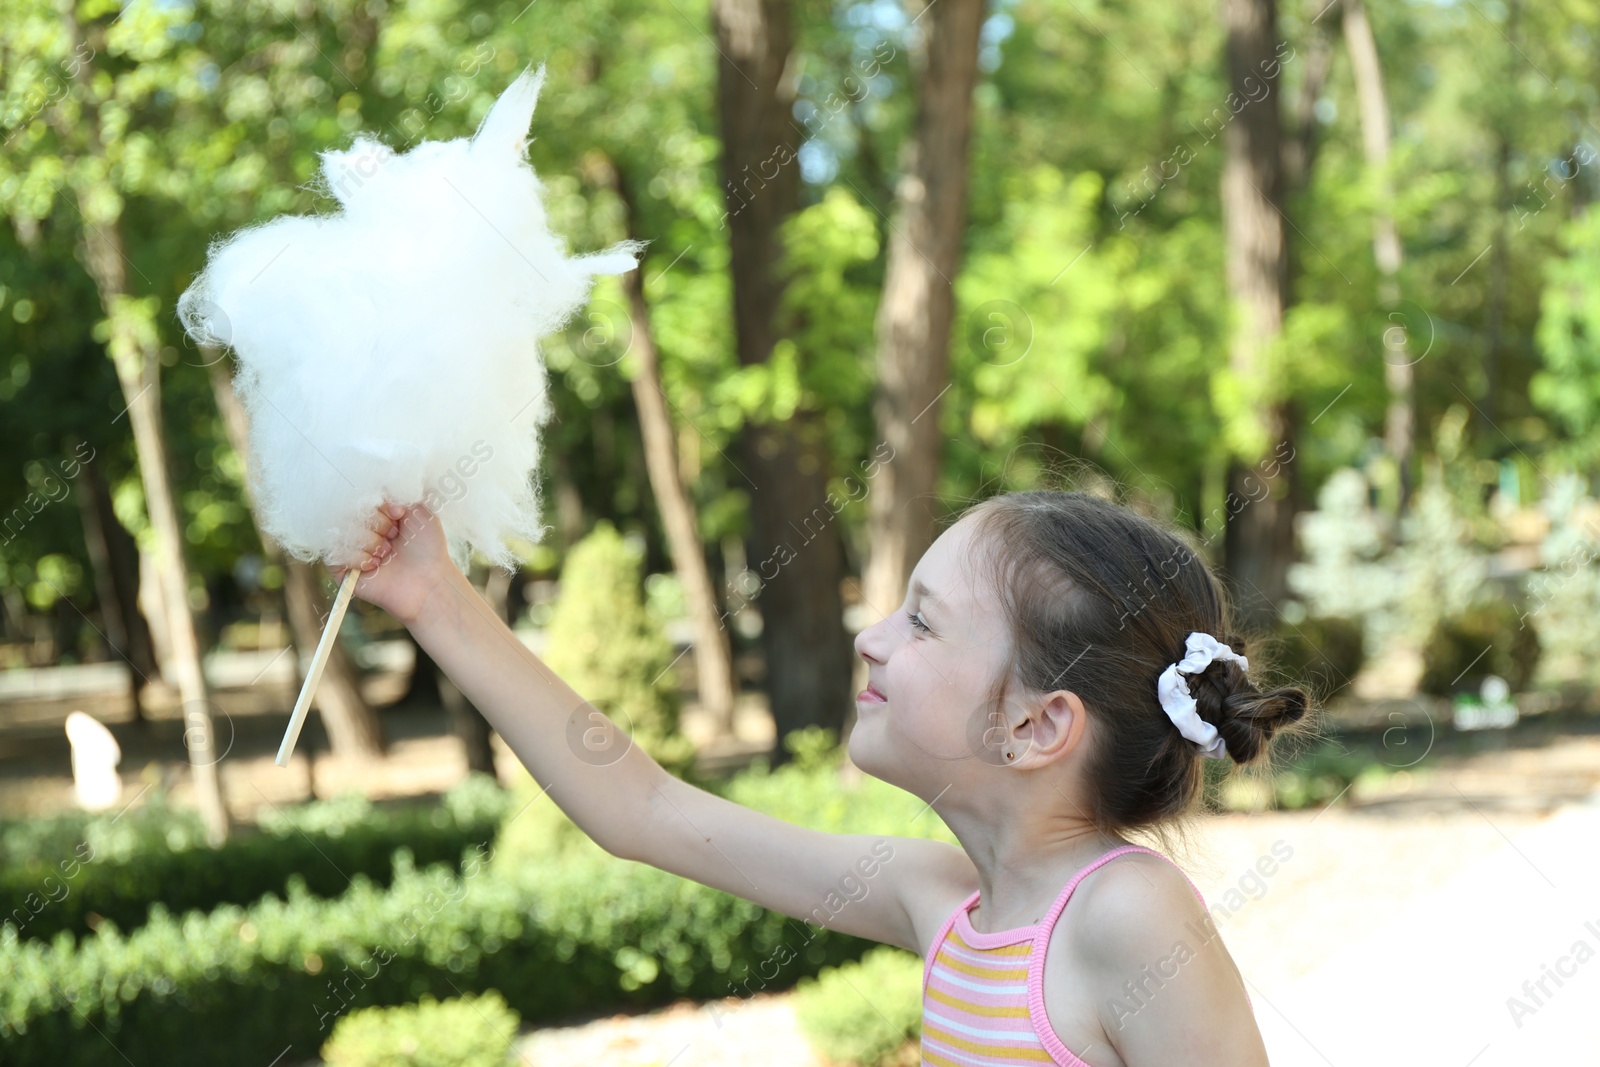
[961,488,1312,840]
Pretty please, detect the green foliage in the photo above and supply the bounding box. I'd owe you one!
[1522,473,1600,687]
[0,844,864,1062]
[321,993,520,1067]
[1534,211,1600,468]
[540,520,692,771]
[0,776,508,943]
[1287,468,1396,626]
[0,825,874,1067]
[1271,615,1366,700]
[1,0,1597,678]
[1289,461,1491,653]
[1279,745,1395,811]
[0,740,964,1066]
[1420,601,1542,696]
[1208,739,1410,813]
[793,946,923,1067]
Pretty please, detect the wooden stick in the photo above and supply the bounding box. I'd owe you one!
[276,566,361,767]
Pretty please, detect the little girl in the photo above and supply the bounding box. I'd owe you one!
[335,488,1308,1066]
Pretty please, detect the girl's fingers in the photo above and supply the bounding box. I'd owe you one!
[359,528,397,570]
[347,504,408,581]
[367,506,398,539]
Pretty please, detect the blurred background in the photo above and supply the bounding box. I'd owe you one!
[2,0,1599,1063]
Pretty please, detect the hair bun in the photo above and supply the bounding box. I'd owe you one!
[1185,653,1308,764]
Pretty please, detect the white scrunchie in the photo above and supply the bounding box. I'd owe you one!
[1156,632,1249,760]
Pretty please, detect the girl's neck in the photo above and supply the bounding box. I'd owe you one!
[943,806,1131,934]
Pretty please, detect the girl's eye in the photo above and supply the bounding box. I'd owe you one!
[906,610,931,634]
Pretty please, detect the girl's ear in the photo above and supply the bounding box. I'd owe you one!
[1025,689,1089,762]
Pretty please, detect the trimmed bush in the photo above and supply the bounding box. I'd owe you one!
[321,993,520,1067]
[0,775,509,944]
[541,521,695,773]
[0,734,961,1067]
[1271,616,1366,698]
[0,847,874,1067]
[1420,601,1541,695]
[794,946,923,1066]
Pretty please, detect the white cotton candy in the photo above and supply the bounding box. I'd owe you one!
[178,65,640,574]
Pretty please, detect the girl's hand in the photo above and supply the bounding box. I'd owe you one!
[329,501,456,626]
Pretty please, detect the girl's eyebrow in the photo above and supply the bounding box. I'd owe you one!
[911,578,943,608]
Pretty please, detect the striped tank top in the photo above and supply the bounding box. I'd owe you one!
[920,844,1210,1066]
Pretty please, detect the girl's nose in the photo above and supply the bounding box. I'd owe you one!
[853,617,887,665]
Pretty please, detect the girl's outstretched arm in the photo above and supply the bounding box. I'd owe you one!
[339,502,974,956]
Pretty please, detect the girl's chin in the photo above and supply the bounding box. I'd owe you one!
[845,731,913,787]
[845,729,883,771]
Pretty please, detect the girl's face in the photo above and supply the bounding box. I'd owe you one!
[849,514,1018,796]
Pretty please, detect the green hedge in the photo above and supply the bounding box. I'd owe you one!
[794,946,923,1066]
[1421,601,1542,695]
[0,846,874,1067]
[321,992,521,1067]
[0,732,953,1067]
[1,776,509,944]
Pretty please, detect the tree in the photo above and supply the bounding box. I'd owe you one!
[73,447,157,721]
[608,159,742,735]
[712,0,854,756]
[860,0,989,622]
[1341,0,1412,513]
[38,0,229,841]
[1219,0,1299,631]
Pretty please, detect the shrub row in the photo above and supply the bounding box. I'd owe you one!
[0,845,875,1067]
[1,775,509,944]
[1421,600,1542,695]
[794,946,923,1066]
[2,733,947,1066]
[321,992,522,1067]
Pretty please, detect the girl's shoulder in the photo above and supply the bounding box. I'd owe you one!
[1024,851,1209,1067]
[1044,851,1265,1065]
[1058,849,1210,965]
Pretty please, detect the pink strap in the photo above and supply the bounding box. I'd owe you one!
[922,846,1188,997]
[1026,845,1214,1065]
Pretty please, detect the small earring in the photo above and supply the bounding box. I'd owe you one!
[1004,751,1015,761]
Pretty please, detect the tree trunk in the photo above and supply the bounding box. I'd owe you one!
[1342,0,1413,513]
[608,162,741,736]
[1281,15,1334,201]
[713,0,853,757]
[1220,0,1298,631]
[205,354,385,759]
[860,0,988,622]
[54,2,228,843]
[74,450,155,723]
[83,230,228,841]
